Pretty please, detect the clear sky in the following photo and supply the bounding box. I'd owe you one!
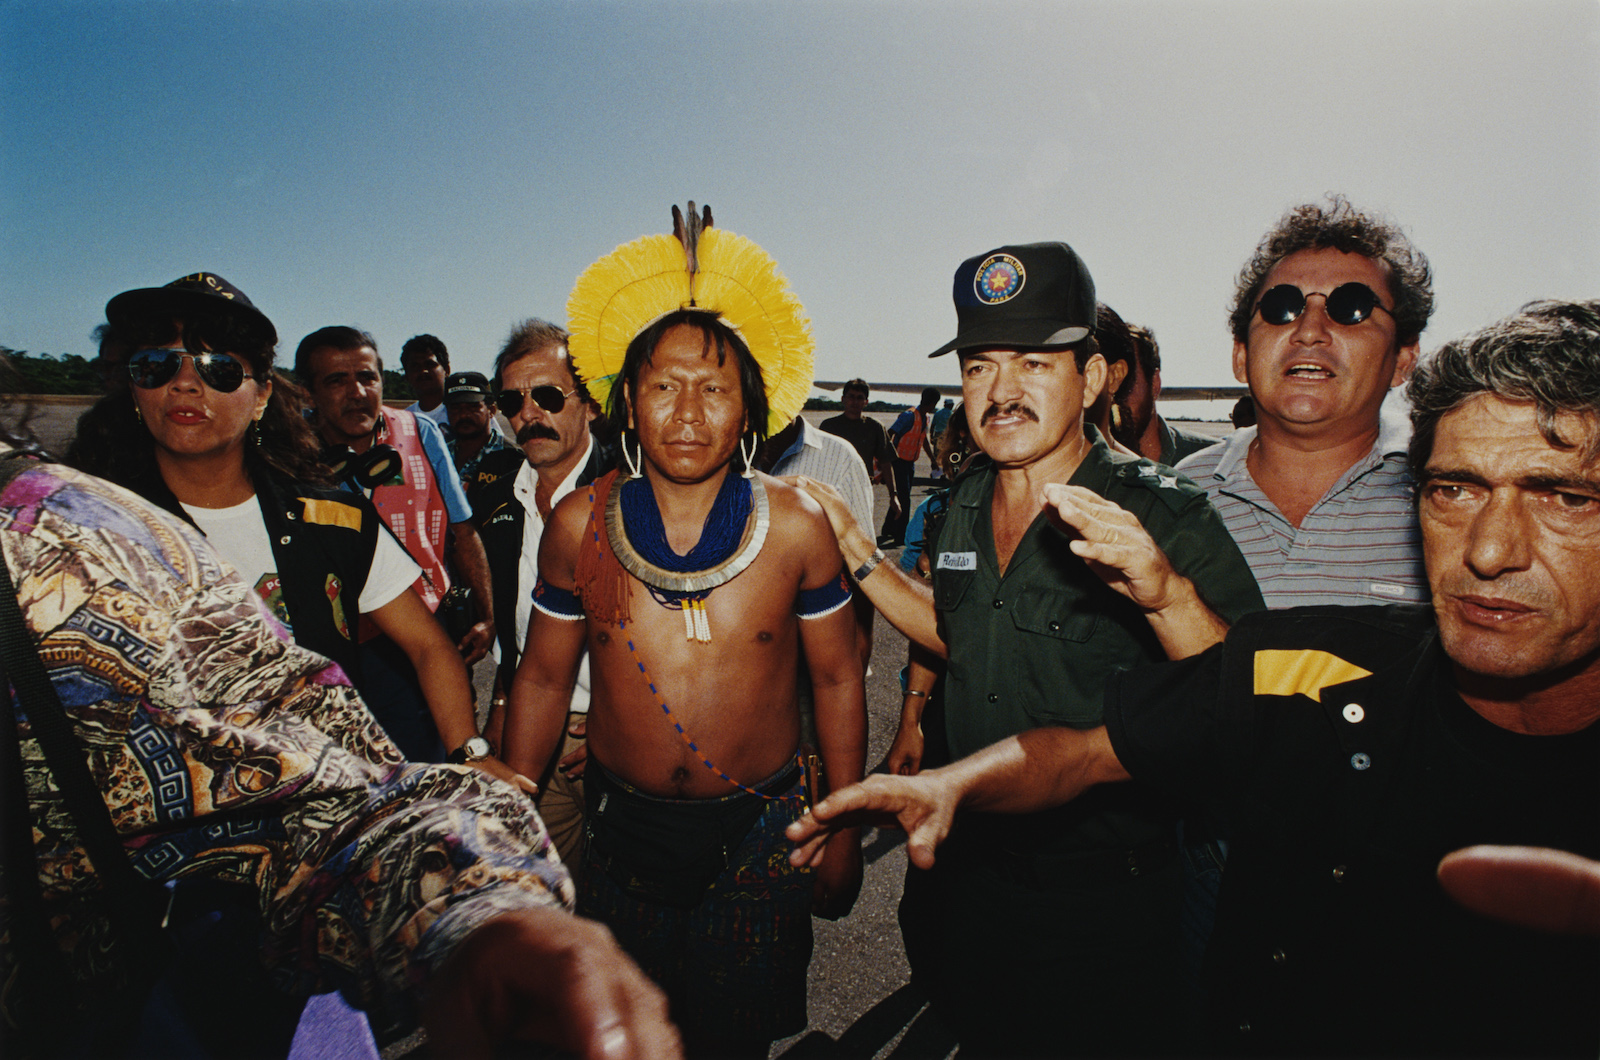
[3,0,1596,400]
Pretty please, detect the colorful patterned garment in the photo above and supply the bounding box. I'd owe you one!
[0,457,572,1034]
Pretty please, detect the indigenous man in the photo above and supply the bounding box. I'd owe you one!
[794,300,1600,1056]
[792,241,1262,1056]
[504,208,865,1057]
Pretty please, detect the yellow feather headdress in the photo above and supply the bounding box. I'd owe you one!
[566,204,815,438]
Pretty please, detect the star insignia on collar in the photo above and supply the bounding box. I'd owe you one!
[1157,474,1180,490]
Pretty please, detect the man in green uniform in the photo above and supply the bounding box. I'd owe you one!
[793,241,1262,1056]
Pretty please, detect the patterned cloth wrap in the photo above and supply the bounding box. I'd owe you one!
[0,459,572,1036]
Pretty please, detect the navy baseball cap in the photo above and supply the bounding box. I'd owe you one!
[928,242,1096,357]
[106,272,278,347]
[443,371,492,404]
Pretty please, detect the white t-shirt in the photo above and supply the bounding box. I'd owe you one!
[182,494,420,637]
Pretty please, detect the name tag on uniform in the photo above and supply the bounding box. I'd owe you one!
[938,551,977,571]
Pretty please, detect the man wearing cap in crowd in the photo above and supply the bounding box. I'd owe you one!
[502,206,866,1057]
[400,333,453,435]
[1177,195,1433,609]
[472,318,614,872]
[296,326,497,763]
[791,241,1262,1056]
[793,298,1600,1057]
[444,369,516,498]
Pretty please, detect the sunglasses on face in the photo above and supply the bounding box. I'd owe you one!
[1254,283,1394,327]
[128,347,264,393]
[494,385,577,417]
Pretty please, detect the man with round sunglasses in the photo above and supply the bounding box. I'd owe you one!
[469,318,615,872]
[1177,194,1434,609]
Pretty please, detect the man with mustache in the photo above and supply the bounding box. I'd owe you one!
[1177,195,1434,608]
[794,300,1600,1056]
[443,369,516,496]
[471,318,614,869]
[793,241,1262,1056]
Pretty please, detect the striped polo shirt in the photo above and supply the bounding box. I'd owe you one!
[1176,410,1427,608]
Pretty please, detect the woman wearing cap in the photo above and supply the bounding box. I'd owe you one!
[70,274,529,787]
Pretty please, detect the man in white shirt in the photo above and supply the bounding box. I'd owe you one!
[401,333,452,433]
[475,318,613,868]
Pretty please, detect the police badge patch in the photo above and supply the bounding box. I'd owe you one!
[974,253,1025,304]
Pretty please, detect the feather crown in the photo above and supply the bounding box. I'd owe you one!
[566,203,814,438]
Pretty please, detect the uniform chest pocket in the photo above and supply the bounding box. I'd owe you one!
[1010,590,1100,643]
[933,570,974,613]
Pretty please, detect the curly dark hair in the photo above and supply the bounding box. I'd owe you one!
[400,333,449,371]
[1408,300,1600,471]
[1228,195,1434,348]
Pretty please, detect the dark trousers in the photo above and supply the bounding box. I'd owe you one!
[880,457,916,544]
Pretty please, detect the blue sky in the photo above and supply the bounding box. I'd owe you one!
[3,0,1596,401]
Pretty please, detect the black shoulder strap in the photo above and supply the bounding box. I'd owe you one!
[0,455,168,1006]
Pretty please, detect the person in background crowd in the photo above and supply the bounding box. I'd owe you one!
[1111,322,1218,466]
[1083,301,1142,457]
[298,326,496,763]
[759,412,877,671]
[400,333,451,434]
[927,398,954,478]
[444,369,516,498]
[794,299,1600,1058]
[878,386,939,547]
[820,377,898,524]
[1177,194,1434,608]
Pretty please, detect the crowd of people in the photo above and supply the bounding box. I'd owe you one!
[1,194,1596,1059]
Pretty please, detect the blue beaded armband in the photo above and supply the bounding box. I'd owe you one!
[796,572,852,619]
[531,576,585,621]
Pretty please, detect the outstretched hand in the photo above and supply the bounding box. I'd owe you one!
[1438,845,1600,937]
[1040,483,1184,612]
[424,907,681,1060]
[787,771,960,871]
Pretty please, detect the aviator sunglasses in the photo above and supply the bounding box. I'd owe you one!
[494,384,577,417]
[1255,283,1394,327]
[128,347,264,393]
